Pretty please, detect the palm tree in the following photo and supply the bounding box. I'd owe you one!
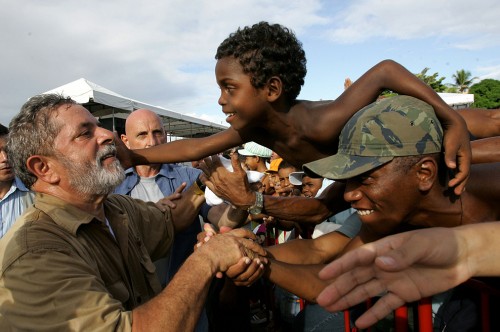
[452,69,478,93]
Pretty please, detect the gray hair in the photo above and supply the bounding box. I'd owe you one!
[7,94,77,188]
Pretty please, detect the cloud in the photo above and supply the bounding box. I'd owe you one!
[0,0,326,125]
[476,64,500,80]
[323,0,500,50]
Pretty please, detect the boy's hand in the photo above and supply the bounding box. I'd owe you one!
[439,108,471,195]
[114,131,135,170]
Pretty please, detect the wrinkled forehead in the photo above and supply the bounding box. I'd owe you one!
[53,104,99,137]
[125,110,164,133]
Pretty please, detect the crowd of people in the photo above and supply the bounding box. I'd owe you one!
[1,20,500,332]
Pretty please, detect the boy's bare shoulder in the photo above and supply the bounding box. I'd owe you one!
[290,100,343,140]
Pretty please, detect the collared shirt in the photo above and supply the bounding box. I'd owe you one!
[0,177,34,238]
[115,163,210,219]
[115,164,210,284]
[0,193,174,331]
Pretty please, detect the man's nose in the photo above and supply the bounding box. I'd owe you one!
[0,150,8,162]
[146,134,162,147]
[343,181,362,203]
[97,127,115,145]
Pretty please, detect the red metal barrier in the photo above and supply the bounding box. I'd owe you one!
[344,278,500,331]
[417,297,433,332]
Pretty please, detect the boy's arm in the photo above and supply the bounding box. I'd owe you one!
[471,137,500,164]
[116,127,244,169]
[458,108,500,139]
[326,59,470,195]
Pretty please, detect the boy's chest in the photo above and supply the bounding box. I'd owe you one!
[269,136,338,168]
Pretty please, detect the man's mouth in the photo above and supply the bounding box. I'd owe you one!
[226,113,235,119]
[98,145,118,164]
[356,209,375,216]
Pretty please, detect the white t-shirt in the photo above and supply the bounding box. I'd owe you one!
[130,176,164,202]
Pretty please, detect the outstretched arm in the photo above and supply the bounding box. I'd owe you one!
[326,60,470,195]
[199,154,348,223]
[316,223,500,329]
[471,137,500,163]
[458,108,500,139]
[116,127,244,169]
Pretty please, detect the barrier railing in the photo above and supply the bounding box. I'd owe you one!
[344,278,500,332]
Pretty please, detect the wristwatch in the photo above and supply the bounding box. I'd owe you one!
[247,191,264,215]
[193,176,206,195]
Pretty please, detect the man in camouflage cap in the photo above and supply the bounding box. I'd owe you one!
[304,95,443,181]
[304,96,500,330]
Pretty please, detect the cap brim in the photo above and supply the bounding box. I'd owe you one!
[237,149,253,156]
[288,171,304,185]
[303,153,394,180]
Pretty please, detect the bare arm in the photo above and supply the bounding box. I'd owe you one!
[207,202,249,230]
[117,128,244,169]
[264,260,328,303]
[326,60,470,194]
[458,108,500,139]
[471,137,500,163]
[200,154,349,223]
[266,231,351,265]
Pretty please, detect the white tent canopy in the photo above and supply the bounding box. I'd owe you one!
[43,78,228,139]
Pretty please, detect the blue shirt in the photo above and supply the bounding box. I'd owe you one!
[114,164,211,284]
[114,163,210,218]
[1,177,34,238]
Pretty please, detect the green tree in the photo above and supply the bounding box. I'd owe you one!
[444,84,458,93]
[452,69,478,93]
[415,68,446,92]
[469,79,500,108]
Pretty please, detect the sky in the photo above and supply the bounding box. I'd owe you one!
[1,0,499,127]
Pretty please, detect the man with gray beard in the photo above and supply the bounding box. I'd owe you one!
[0,94,266,331]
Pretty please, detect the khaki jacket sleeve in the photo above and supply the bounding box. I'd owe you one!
[0,250,133,331]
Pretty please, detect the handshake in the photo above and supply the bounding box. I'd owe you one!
[195,223,268,285]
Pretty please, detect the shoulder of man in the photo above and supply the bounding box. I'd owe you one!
[157,163,201,182]
[0,205,83,278]
[113,168,139,194]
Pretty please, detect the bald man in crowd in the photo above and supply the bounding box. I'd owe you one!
[114,109,247,331]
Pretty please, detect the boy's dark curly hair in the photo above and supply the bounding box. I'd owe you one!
[215,21,307,102]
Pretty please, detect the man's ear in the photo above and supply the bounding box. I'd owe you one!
[266,77,283,102]
[120,134,131,149]
[416,157,438,191]
[26,155,60,184]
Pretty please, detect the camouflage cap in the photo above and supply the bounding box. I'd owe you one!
[303,95,443,180]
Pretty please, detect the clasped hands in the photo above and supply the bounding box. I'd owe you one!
[196,223,268,286]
